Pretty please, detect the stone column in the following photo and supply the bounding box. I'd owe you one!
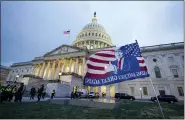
[50,60,56,80]
[61,58,66,73]
[54,59,61,79]
[44,61,50,79]
[98,86,102,97]
[82,57,86,76]
[115,83,119,93]
[90,87,94,92]
[37,64,43,76]
[75,57,79,74]
[40,62,46,78]
[84,41,87,48]
[106,85,110,98]
[89,41,90,49]
[93,40,95,49]
[69,58,72,72]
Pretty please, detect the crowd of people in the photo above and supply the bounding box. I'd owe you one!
[0,83,56,104]
[0,83,26,104]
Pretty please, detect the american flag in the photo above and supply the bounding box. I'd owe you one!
[63,30,70,34]
[122,42,147,71]
[86,48,116,78]
[86,42,147,78]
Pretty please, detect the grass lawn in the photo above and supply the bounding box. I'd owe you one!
[0,100,184,119]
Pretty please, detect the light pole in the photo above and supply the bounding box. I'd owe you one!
[58,72,62,83]
[140,88,142,99]
[16,75,19,83]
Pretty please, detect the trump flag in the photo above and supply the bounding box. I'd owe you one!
[83,41,150,86]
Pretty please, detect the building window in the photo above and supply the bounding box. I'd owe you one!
[82,34,84,37]
[85,33,87,36]
[177,87,184,96]
[143,87,148,95]
[154,66,161,78]
[95,33,97,36]
[89,33,90,36]
[168,56,174,62]
[92,33,94,36]
[159,90,166,96]
[99,34,101,37]
[102,35,104,38]
[171,68,179,78]
[182,56,184,61]
[22,70,24,72]
[130,87,134,95]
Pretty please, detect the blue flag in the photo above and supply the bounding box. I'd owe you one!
[84,41,150,86]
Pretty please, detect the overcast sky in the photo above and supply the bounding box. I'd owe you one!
[1,1,184,66]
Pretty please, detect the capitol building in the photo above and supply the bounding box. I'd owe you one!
[5,14,184,100]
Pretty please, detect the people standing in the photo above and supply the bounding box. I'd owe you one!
[42,88,46,99]
[12,85,17,101]
[0,86,6,104]
[51,90,55,99]
[30,87,36,100]
[37,85,44,102]
[14,83,26,103]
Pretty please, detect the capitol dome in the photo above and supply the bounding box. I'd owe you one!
[72,13,113,49]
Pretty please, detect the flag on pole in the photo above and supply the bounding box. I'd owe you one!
[84,41,150,86]
[63,30,70,34]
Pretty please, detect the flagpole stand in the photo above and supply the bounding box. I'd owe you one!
[149,77,165,119]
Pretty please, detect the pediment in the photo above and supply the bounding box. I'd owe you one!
[43,45,87,57]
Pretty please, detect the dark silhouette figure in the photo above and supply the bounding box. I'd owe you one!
[14,83,26,103]
[51,90,55,99]
[30,87,36,100]
[37,85,44,102]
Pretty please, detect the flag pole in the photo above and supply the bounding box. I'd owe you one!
[149,77,165,119]
[136,39,165,119]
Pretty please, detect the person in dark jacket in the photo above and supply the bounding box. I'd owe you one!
[14,83,26,103]
[9,85,16,101]
[51,90,55,99]
[42,88,46,99]
[30,87,36,100]
[37,85,44,102]
[0,86,6,104]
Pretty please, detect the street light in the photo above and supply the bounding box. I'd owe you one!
[16,75,19,82]
[58,72,62,81]
[140,88,142,99]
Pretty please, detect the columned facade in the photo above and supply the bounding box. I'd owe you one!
[31,56,86,80]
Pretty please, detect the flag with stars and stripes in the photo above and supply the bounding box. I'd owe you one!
[84,41,150,86]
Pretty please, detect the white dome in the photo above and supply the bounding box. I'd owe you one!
[72,14,113,49]
[83,23,106,31]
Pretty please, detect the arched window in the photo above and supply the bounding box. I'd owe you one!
[102,35,104,38]
[99,34,101,37]
[92,33,94,36]
[89,33,91,36]
[85,33,87,36]
[154,66,161,78]
[96,33,97,36]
